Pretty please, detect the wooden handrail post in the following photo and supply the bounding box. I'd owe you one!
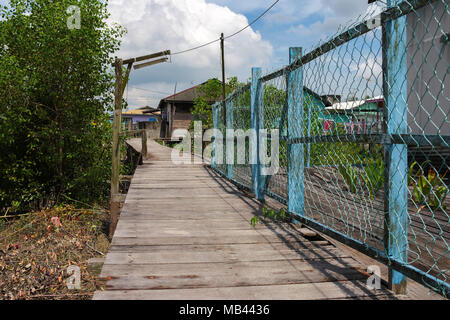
[110,58,123,237]
[141,130,148,158]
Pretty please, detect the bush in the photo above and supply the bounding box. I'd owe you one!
[0,0,124,213]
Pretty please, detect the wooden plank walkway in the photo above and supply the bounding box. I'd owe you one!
[94,140,399,300]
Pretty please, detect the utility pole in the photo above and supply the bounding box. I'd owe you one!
[220,33,226,119]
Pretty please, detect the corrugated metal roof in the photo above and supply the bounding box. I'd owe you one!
[325,95,383,111]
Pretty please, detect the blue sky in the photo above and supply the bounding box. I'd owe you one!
[1,0,385,108]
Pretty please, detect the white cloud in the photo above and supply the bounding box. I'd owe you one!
[108,0,273,109]
[356,57,382,82]
[287,0,383,50]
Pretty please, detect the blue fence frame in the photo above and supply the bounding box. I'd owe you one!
[212,0,449,297]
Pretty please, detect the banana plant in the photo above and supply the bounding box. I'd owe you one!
[361,158,384,199]
[411,165,448,211]
[338,165,360,194]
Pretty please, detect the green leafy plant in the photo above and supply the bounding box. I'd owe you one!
[408,160,430,186]
[261,207,291,222]
[250,216,259,228]
[338,165,360,194]
[361,158,384,199]
[428,186,449,211]
[410,164,448,211]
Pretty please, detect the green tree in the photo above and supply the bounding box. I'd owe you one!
[0,0,124,213]
[191,77,241,129]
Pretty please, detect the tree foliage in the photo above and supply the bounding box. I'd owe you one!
[0,0,124,213]
[190,77,240,129]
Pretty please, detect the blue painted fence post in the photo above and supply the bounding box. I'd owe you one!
[287,47,305,217]
[251,67,264,201]
[212,103,219,169]
[226,99,234,179]
[306,101,311,168]
[383,0,408,295]
[258,74,266,199]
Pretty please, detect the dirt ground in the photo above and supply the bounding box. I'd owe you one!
[0,205,110,300]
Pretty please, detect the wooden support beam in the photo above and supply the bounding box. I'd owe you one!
[110,58,123,238]
[133,57,168,70]
[111,58,123,196]
[119,175,133,182]
[111,193,127,203]
[141,130,148,159]
[121,63,133,96]
[122,50,171,65]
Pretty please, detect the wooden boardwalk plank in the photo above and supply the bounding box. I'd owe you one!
[94,280,395,300]
[94,140,396,300]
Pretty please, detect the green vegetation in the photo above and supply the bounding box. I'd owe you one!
[334,144,385,199]
[190,77,240,129]
[250,216,259,227]
[361,157,384,199]
[409,162,448,211]
[0,0,124,213]
[338,165,360,194]
[262,207,291,222]
[250,207,291,227]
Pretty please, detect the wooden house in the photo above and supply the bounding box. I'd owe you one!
[158,82,216,139]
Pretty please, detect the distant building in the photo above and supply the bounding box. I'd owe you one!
[406,0,449,135]
[121,106,161,139]
[324,96,384,134]
[158,82,216,138]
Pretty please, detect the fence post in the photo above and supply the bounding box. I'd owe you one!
[251,67,264,201]
[287,47,305,217]
[383,0,408,295]
[212,104,218,169]
[226,98,234,179]
[306,101,311,168]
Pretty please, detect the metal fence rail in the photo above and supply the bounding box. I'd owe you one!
[211,0,449,296]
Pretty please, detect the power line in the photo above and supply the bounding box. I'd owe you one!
[128,86,173,95]
[225,0,280,40]
[171,38,221,56]
[170,0,280,56]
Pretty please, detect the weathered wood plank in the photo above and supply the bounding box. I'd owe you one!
[94,280,393,300]
[100,258,367,290]
[104,245,350,265]
[110,227,315,246]
[94,140,396,300]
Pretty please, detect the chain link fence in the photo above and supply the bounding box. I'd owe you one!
[212,0,449,296]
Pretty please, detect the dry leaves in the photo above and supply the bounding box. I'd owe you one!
[0,205,110,300]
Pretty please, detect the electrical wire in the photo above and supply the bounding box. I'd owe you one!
[171,38,221,56]
[170,0,280,56]
[129,86,173,95]
[224,0,280,40]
